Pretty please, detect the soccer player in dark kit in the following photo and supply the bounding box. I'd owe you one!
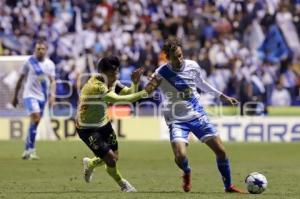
[76,56,160,192]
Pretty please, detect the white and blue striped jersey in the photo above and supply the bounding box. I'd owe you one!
[155,60,222,124]
[20,56,55,101]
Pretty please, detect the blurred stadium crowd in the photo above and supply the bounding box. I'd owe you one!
[0,0,300,114]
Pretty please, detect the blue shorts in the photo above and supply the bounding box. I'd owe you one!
[23,98,46,115]
[168,115,218,143]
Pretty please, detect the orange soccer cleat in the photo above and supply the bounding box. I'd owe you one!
[182,172,192,192]
[225,185,247,193]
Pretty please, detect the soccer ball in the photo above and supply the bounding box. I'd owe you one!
[245,172,267,194]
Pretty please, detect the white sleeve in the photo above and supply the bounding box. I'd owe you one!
[194,65,222,97]
[20,61,29,75]
[154,66,163,79]
[49,61,56,77]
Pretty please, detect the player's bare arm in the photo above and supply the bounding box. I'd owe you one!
[145,74,162,93]
[220,94,239,106]
[12,74,25,107]
[49,76,56,107]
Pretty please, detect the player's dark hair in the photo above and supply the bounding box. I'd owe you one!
[35,37,48,47]
[97,56,120,73]
[163,38,182,58]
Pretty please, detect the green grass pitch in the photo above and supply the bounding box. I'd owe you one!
[0,141,300,199]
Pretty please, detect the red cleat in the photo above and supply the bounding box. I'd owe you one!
[225,185,247,193]
[182,172,192,192]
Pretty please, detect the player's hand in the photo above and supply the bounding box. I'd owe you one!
[131,67,145,84]
[12,97,18,107]
[145,75,161,94]
[220,94,239,106]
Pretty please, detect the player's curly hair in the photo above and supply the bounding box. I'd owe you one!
[97,56,120,73]
[162,37,182,58]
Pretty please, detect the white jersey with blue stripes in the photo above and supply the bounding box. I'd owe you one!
[155,59,221,124]
[20,56,55,101]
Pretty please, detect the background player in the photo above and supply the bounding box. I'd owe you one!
[154,38,244,193]
[76,56,160,192]
[12,38,56,160]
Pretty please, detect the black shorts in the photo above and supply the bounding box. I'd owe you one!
[76,122,118,158]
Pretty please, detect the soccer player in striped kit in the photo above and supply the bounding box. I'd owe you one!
[154,38,244,193]
[12,38,56,160]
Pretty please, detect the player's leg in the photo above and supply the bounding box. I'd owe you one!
[104,151,136,192]
[81,128,107,169]
[99,149,134,192]
[171,141,192,192]
[77,122,136,192]
[169,122,191,192]
[171,142,190,173]
[205,136,245,193]
[22,98,42,160]
[205,136,231,189]
[23,112,41,159]
[83,156,105,169]
[102,149,123,186]
[101,125,136,192]
[77,128,105,183]
[190,116,244,193]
